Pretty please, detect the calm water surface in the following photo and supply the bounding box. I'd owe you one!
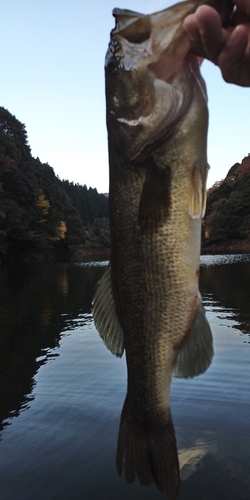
[0,255,249,499]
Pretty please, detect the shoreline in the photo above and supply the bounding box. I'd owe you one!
[69,245,110,262]
[2,239,250,264]
[201,237,250,255]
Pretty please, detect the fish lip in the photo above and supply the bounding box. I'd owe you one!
[112,8,146,36]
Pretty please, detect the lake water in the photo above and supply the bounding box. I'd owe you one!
[0,255,249,500]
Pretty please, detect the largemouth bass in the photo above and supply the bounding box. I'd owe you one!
[93,0,232,498]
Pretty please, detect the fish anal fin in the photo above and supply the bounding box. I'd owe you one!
[92,265,124,357]
[116,396,180,499]
[138,161,171,233]
[172,300,213,379]
[189,162,209,219]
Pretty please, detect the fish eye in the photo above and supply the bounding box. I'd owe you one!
[124,30,150,44]
[120,16,151,44]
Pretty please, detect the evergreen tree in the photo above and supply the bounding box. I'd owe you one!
[0,106,109,260]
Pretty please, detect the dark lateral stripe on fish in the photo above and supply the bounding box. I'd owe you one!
[138,162,171,233]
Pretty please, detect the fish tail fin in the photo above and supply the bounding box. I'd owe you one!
[116,396,180,500]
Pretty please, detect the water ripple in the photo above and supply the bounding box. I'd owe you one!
[74,260,109,268]
[200,254,250,266]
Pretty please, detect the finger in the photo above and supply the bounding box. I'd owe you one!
[183,13,207,58]
[195,5,226,63]
[219,24,250,85]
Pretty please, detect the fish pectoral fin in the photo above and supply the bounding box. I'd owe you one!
[189,162,209,219]
[172,300,213,379]
[92,265,124,357]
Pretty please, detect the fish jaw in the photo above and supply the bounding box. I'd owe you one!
[105,0,206,161]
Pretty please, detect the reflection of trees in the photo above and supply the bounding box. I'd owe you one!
[200,261,250,335]
[0,262,105,432]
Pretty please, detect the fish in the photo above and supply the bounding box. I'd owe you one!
[92,0,232,498]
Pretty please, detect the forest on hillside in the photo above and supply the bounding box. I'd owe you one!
[0,107,109,262]
[1,104,250,262]
[202,156,250,252]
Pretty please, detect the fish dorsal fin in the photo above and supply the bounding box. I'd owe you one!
[92,265,124,357]
[189,162,209,219]
[172,300,213,379]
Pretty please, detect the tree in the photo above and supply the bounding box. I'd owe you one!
[202,159,250,245]
[0,106,109,260]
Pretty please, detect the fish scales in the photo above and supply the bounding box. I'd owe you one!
[92,0,233,498]
[110,97,205,408]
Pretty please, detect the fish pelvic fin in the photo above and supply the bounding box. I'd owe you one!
[189,162,209,219]
[172,300,213,379]
[116,397,180,500]
[92,265,124,357]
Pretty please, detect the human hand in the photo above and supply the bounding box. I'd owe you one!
[183,1,250,86]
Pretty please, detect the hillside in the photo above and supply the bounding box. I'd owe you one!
[2,104,250,260]
[202,155,250,254]
[0,107,109,262]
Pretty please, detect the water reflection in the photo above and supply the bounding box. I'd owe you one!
[0,256,249,499]
[0,262,104,431]
[179,436,217,481]
[200,254,250,337]
[176,420,250,499]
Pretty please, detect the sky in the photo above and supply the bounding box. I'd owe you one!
[1,0,249,194]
